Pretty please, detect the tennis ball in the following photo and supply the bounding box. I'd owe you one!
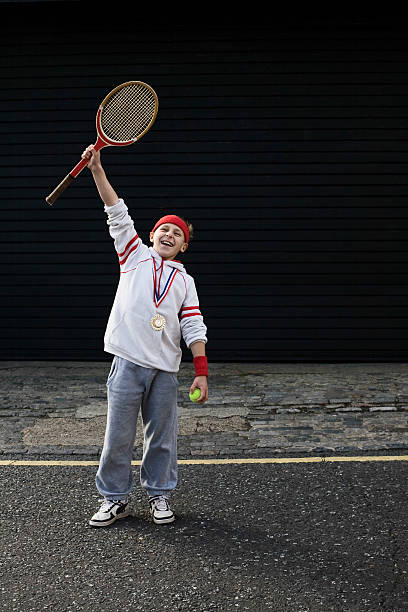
[189,388,201,403]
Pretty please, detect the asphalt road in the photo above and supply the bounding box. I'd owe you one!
[1,454,408,611]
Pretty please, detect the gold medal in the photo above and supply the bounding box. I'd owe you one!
[150,313,167,331]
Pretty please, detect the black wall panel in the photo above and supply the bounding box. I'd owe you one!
[1,5,408,361]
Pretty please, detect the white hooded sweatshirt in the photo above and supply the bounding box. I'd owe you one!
[103,199,207,373]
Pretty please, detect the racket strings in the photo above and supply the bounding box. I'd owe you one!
[101,84,157,142]
[103,86,155,139]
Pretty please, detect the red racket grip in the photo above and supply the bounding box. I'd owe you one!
[45,173,76,206]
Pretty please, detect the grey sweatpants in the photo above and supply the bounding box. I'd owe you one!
[95,356,179,500]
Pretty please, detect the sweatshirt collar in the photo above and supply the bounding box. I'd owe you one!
[149,246,185,271]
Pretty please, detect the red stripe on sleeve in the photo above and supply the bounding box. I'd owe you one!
[119,243,139,265]
[117,234,138,257]
[180,312,201,320]
[182,306,200,312]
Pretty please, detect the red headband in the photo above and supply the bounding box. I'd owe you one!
[152,215,189,244]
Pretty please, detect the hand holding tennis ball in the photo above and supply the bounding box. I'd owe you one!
[189,376,208,404]
[189,388,201,403]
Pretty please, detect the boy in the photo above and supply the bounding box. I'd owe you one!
[82,145,208,527]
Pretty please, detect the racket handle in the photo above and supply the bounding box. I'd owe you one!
[45,174,75,206]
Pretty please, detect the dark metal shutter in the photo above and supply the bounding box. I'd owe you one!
[1,8,408,362]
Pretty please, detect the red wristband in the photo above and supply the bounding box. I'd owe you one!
[194,356,208,377]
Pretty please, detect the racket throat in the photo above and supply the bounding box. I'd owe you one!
[70,139,106,178]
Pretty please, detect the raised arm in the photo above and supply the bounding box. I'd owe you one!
[81,144,148,269]
[81,145,119,207]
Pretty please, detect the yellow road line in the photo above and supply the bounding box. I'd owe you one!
[1,455,408,467]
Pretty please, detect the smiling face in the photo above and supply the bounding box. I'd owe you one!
[150,222,188,260]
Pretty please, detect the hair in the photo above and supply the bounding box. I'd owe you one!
[181,217,194,243]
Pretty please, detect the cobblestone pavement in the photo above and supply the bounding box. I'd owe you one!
[1,361,408,456]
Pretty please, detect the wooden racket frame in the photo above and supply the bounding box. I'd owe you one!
[45,81,158,206]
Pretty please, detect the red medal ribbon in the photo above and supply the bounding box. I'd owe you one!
[153,258,178,308]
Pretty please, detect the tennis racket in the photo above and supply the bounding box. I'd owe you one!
[45,81,159,205]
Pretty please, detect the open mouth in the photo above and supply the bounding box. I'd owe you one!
[161,240,174,247]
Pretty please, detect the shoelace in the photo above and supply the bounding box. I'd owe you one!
[100,499,125,512]
[150,496,169,511]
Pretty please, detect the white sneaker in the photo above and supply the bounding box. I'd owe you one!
[89,499,131,527]
[149,495,175,524]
